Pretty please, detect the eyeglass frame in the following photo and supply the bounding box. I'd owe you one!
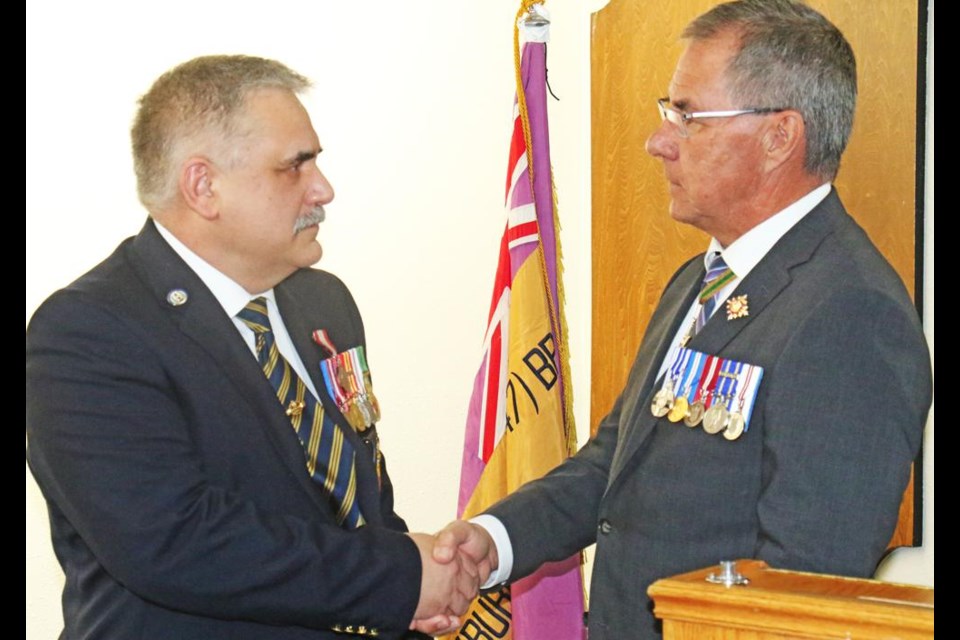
[656,97,787,138]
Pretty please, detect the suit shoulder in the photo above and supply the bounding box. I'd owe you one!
[798,203,916,310]
[281,268,364,320]
[28,237,148,333]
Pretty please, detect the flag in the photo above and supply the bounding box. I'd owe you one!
[450,4,584,639]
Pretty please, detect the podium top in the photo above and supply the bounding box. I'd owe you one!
[649,560,933,639]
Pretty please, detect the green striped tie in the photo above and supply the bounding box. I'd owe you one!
[695,253,735,333]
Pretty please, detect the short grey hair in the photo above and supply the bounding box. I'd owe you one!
[684,0,857,180]
[131,55,311,211]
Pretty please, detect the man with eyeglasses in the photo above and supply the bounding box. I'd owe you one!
[430,2,932,639]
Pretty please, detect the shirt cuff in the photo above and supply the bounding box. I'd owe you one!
[469,514,514,589]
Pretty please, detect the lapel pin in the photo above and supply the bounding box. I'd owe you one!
[166,288,189,306]
[725,295,749,320]
[286,400,306,417]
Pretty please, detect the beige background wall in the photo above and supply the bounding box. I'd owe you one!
[25,2,933,637]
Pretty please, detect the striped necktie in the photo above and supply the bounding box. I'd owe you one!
[695,253,735,334]
[237,297,364,529]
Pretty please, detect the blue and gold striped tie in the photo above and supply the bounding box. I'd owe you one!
[237,297,364,529]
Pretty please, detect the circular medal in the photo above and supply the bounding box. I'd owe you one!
[684,400,705,427]
[702,404,728,434]
[650,387,674,418]
[667,396,689,423]
[723,412,746,440]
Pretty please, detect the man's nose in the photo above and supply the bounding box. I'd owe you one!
[645,119,680,162]
[306,164,335,205]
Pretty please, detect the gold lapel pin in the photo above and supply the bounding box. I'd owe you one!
[286,400,306,417]
[726,295,749,320]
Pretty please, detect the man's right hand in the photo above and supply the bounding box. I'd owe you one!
[408,532,479,625]
[432,520,498,587]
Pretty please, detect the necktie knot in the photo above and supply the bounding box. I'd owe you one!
[237,297,273,335]
[698,253,735,304]
[694,252,736,334]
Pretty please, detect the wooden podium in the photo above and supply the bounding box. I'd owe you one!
[648,560,933,639]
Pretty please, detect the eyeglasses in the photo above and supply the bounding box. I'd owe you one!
[656,98,786,138]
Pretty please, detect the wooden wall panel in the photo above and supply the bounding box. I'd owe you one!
[590,1,920,546]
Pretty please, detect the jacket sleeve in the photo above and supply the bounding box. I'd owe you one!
[754,285,930,576]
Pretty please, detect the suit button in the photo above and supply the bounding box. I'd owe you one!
[598,519,613,534]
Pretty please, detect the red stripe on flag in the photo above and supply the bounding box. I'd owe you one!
[507,221,539,243]
[504,115,525,203]
[487,226,512,323]
[482,323,502,462]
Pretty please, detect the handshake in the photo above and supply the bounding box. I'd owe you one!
[407,521,500,636]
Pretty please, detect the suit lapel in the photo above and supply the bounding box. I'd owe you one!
[608,258,703,484]
[606,191,840,486]
[275,277,384,526]
[127,221,332,514]
[690,190,839,355]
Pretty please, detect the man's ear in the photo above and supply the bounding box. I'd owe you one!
[762,110,806,173]
[179,158,219,220]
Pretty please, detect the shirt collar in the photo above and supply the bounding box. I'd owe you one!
[705,183,831,277]
[154,222,276,317]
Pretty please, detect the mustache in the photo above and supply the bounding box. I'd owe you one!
[293,205,326,235]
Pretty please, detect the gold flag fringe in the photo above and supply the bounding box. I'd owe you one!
[513,0,578,458]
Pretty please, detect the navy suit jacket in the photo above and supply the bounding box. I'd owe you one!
[487,190,932,640]
[27,220,422,639]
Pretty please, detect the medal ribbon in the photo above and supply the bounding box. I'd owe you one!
[699,356,724,408]
[678,350,705,403]
[722,361,745,411]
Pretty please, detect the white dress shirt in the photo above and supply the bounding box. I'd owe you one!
[155,223,320,399]
[477,182,831,588]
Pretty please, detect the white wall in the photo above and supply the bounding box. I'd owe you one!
[25,2,933,637]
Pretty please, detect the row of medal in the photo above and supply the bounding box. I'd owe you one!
[651,347,764,441]
[313,330,382,434]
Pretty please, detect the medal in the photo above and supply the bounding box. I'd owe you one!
[684,354,717,427]
[314,331,381,434]
[671,351,705,424]
[724,412,745,440]
[652,347,688,419]
[667,396,689,423]
[651,384,674,418]
[684,400,706,427]
[703,359,737,434]
[702,400,728,434]
[724,364,754,441]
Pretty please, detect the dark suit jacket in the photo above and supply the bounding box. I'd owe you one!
[487,191,932,640]
[26,220,422,639]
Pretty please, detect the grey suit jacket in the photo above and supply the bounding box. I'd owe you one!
[487,190,931,640]
[26,220,422,639]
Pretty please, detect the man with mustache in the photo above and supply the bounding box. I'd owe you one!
[26,55,475,639]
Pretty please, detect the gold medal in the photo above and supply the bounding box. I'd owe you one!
[684,400,705,427]
[702,404,728,434]
[724,412,745,440]
[667,396,689,423]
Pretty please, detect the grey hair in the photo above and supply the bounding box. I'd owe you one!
[131,55,311,211]
[684,0,857,180]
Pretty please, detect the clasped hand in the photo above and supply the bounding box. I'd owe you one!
[407,521,499,636]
